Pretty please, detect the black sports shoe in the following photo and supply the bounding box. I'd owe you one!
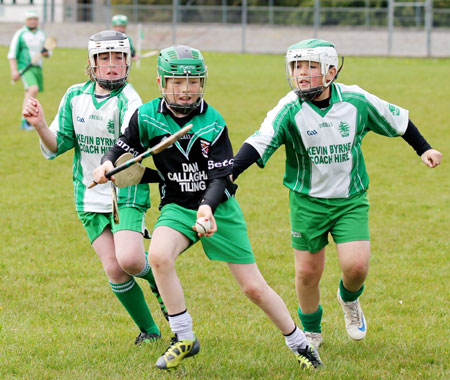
[295,345,324,369]
[134,331,161,345]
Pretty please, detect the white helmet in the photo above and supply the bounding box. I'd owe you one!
[88,30,131,90]
[285,39,342,101]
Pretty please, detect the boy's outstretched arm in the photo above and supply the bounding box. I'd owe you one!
[401,119,442,168]
[232,143,261,181]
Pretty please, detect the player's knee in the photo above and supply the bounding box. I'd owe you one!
[148,249,174,271]
[116,252,140,275]
[241,280,266,303]
[103,259,126,280]
[344,262,368,282]
[295,265,321,287]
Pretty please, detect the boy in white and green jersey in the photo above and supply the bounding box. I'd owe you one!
[233,39,442,349]
[8,10,49,130]
[23,30,167,345]
[94,45,323,371]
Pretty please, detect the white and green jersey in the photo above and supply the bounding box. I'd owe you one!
[40,81,150,212]
[7,26,46,70]
[246,83,409,198]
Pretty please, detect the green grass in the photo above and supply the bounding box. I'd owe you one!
[0,46,449,379]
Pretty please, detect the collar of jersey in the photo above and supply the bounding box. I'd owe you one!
[300,83,342,117]
[87,81,126,109]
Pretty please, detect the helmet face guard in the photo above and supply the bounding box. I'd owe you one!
[88,30,130,91]
[285,39,343,101]
[157,45,207,115]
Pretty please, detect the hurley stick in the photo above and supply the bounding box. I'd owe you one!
[88,123,193,189]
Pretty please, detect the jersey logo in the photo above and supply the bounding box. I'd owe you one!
[338,121,350,138]
[307,130,318,136]
[200,139,210,158]
[107,119,115,135]
[76,116,85,123]
[388,104,400,116]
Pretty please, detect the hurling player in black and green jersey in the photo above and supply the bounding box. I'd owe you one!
[94,45,323,371]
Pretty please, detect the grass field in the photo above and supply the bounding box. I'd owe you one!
[0,46,449,380]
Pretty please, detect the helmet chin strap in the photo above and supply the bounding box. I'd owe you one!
[166,98,201,115]
[96,77,126,91]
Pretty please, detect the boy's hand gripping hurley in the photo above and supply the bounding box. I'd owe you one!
[88,123,193,189]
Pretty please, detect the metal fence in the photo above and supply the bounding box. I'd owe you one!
[56,0,449,28]
[3,0,449,56]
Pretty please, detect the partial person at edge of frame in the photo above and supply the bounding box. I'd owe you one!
[22,30,168,346]
[232,38,442,350]
[8,9,51,131]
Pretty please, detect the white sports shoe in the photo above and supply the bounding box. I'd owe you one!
[304,331,323,348]
[337,289,367,340]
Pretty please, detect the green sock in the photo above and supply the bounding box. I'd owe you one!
[297,305,323,333]
[110,278,160,335]
[339,278,364,302]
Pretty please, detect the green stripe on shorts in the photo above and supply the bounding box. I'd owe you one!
[154,198,255,264]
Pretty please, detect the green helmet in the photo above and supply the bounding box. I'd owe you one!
[157,45,208,114]
[285,39,343,101]
[112,14,128,26]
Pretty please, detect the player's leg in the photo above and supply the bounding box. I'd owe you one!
[114,207,168,320]
[148,224,199,370]
[20,68,40,130]
[294,248,325,348]
[289,190,330,347]
[228,262,297,332]
[228,262,323,369]
[20,86,38,130]
[78,211,161,343]
[332,191,370,340]
[336,241,370,340]
[92,228,161,343]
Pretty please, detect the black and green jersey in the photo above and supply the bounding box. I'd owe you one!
[107,98,236,210]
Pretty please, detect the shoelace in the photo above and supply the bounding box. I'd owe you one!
[162,336,179,355]
[347,302,362,325]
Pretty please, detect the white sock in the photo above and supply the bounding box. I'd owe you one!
[168,310,194,341]
[284,326,308,352]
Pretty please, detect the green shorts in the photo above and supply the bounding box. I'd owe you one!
[21,66,43,92]
[77,207,147,244]
[154,198,255,264]
[289,190,370,253]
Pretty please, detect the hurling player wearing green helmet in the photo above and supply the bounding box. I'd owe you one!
[23,30,167,346]
[94,45,323,371]
[232,39,442,349]
[112,14,137,60]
